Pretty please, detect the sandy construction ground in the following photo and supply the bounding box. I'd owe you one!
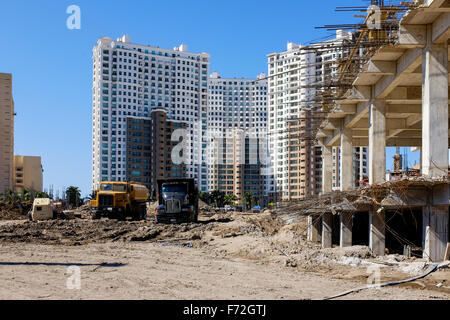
[0,242,447,300]
[0,209,448,300]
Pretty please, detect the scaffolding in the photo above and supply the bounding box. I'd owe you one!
[259,0,417,202]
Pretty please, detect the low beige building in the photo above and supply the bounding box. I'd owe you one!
[0,73,14,193]
[14,156,43,192]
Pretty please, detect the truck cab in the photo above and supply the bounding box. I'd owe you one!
[155,179,198,223]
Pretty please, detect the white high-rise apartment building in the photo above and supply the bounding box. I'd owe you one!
[92,35,210,191]
[206,72,274,200]
[267,42,317,201]
[207,72,267,134]
[267,30,355,201]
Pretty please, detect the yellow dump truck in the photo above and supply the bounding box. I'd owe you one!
[90,182,149,220]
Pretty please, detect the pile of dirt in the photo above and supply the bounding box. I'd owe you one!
[0,202,31,221]
[199,201,222,217]
[247,214,286,236]
[73,204,91,219]
[0,214,231,246]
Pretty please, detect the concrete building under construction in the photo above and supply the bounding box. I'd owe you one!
[267,30,370,202]
[310,0,450,262]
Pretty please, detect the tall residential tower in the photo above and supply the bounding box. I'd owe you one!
[92,35,210,191]
[267,31,356,201]
[206,72,273,204]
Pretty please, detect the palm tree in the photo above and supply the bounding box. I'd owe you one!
[35,191,51,199]
[198,191,212,205]
[66,186,82,208]
[2,189,19,204]
[224,194,237,206]
[19,188,31,202]
[210,190,226,208]
[243,192,254,210]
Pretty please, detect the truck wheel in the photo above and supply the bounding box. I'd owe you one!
[118,212,126,221]
[92,212,101,220]
[131,205,145,221]
[122,206,131,221]
[131,204,147,221]
[140,205,147,221]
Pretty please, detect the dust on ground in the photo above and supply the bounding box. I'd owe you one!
[0,204,448,300]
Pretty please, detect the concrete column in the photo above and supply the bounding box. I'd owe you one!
[420,25,449,262]
[340,126,353,191]
[422,25,449,178]
[321,142,333,194]
[423,206,449,262]
[340,212,353,247]
[307,215,321,243]
[369,99,386,185]
[369,210,385,256]
[423,184,449,261]
[322,212,332,249]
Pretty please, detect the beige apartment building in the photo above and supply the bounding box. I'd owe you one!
[284,110,323,201]
[13,156,43,192]
[210,128,267,206]
[209,129,245,198]
[0,73,14,193]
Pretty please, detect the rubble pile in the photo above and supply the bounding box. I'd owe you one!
[0,201,31,220]
[270,177,450,218]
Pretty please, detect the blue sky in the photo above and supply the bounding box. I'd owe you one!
[0,0,419,197]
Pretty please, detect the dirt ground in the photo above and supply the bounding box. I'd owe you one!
[0,208,448,300]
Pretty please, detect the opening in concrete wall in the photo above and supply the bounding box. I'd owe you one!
[332,214,340,246]
[385,209,423,256]
[353,212,369,246]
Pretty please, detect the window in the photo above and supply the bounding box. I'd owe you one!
[100,183,127,192]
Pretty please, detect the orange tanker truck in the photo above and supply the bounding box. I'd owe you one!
[90,181,149,220]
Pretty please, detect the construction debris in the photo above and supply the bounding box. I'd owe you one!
[0,201,31,220]
[324,263,440,300]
